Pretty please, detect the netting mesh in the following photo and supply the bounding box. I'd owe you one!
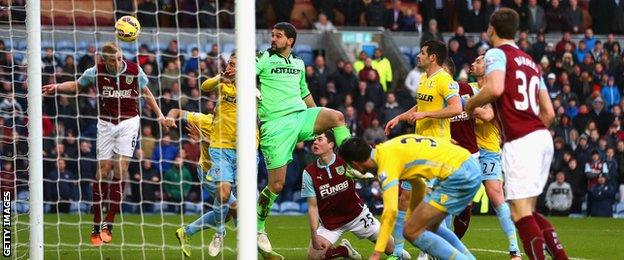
[2,0,248,258]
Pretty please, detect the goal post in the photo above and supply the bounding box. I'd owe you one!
[234,0,258,259]
[26,0,44,259]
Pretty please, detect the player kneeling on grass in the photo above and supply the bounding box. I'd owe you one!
[340,135,481,260]
[303,131,410,260]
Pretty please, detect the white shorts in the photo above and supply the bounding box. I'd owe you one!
[96,116,140,160]
[316,206,380,244]
[501,129,553,200]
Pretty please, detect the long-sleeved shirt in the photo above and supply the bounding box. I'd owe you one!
[546,181,573,211]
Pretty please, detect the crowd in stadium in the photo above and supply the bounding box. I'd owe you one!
[1,0,623,219]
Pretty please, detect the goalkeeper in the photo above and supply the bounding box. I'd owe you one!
[167,53,259,257]
[255,22,355,253]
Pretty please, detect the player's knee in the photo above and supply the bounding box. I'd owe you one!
[217,186,232,204]
[403,222,422,242]
[269,181,285,193]
[332,109,345,125]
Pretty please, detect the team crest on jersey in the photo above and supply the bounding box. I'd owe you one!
[379,171,387,183]
[336,166,345,175]
[428,81,434,88]
[125,76,134,85]
[449,82,459,90]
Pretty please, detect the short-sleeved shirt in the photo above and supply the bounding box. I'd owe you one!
[255,49,310,122]
[184,111,214,171]
[485,44,548,142]
[472,82,502,152]
[77,61,149,90]
[415,69,459,141]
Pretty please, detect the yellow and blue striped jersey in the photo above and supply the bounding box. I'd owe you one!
[415,69,459,141]
[472,82,501,152]
[371,134,471,252]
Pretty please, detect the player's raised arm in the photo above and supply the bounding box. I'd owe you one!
[201,74,221,92]
[384,104,417,135]
[142,86,170,129]
[43,65,96,95]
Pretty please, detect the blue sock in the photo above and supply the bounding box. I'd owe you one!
[184,210,216,237]
[435,225,474,259]
[495,203,520,253]
[392,210,406,256]
[411,231,470,260]
[213,194,236,235]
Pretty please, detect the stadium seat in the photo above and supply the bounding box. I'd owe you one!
[270,202,280,214]
[57,40,75,51]
[183,202,202,214]
[41,40,53,49]
[299,202,308,213]
[203,43,214,53]
[279,201,301,215]
[74,15,94,26]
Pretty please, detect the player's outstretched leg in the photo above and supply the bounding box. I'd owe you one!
[257,170,282,253]
[177,194,236,257]
[91,160,112,246]
[533,212,568,260]
[514,214,545,260]
[495,203,521,258]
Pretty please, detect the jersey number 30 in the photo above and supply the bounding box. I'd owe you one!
[514,70,540,115]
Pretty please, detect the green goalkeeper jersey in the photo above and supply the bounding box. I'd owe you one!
[255,49,310,122]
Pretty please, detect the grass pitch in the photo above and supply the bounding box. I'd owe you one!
[10,214,624,259]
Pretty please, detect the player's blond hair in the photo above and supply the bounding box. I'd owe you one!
[100,42,120,60]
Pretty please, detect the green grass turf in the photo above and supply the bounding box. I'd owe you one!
[9,214,624,259]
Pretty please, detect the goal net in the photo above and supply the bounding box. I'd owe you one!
[3,0,257,258]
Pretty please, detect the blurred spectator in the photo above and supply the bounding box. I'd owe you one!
[364,71,384,109]
[586,149,609,190]
[589,1,609,34]
[449,26,468,53]
[404,12,423,33]
[306,65,323,102]
[448,40,465,78]
[313,13,335,32]
[399,8,415,32]
[384,0,403,31]
[358,58,379,81]
[52,159,77,213]
[358,101,377,136]
[141,125,156,159]
[564,0,583,34]
[381,93,403,137]
[161,61,181,90]
[612,0,624,34]
[404,64,423,97]
[137,0,158,27]
[163,156,193,208]
[371,48,392,92]
[344,106,358,136]
[152,134,179,173]
[463,0,488,33]
[420,0,448,30]
[363,0,385,27]
[588,174,616,217]
[313,55,329,92]
[526,0,546,33]
[331,62,358,97]
[574,40,589,64]
[589,97,613,135]
[605,147,619,187]
[508,0,529,31]
[114,0,135,20]
[601,76,620,111]
[161,40,184,67]
[206,44,226,77]
[545,0,564,32]
[363,118,386,145]
[273,0,294,23]
[78,45,96,73]
[545,171,573,216]
[337,0,364,26]
[183,48,201,74]
[420,19,444,45]
[353,51,368,74]
[583,29,597,51]
[78,140,95,202]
